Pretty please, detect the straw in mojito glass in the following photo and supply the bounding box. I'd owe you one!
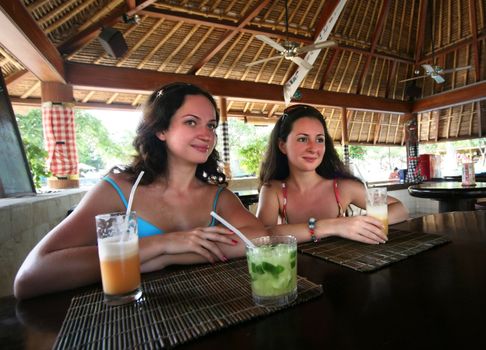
[121,171,144,240]
[210,211,256,248]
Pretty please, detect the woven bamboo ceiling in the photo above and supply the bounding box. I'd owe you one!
[1,0,485,145]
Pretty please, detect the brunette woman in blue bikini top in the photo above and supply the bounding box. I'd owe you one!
[257,104,408,245]
[102,177,223,237]
[14,83,266,300]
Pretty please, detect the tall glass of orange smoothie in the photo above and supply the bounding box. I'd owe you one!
[95,211,142,306]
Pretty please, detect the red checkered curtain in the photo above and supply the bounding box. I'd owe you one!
[42,103,79,176]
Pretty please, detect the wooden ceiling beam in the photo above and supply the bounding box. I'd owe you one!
[384,61,397,99]
[312,0,343,40]
[0,0,64,82]
[57,4,128,55]
[417,31,486,65]
[140,7,312,43]
[5,69,29,86]
[126,0,136,11]
[412,81,486,113]
[339,44,413,64]
[468,0,480,81]
[319,48,340,90]
[10,96,139,111]
[432,110,439,141]
[341,107,349,145]
[356,0,391,94]
[57,1,157,55]
[285,0,346,95]
[373,114,383,144]
[142,7,414,66]
[65,62,411,114]
[414,0,428,63]
[126,0,158,15]
[187,0,271,75]
[283,0,345,100]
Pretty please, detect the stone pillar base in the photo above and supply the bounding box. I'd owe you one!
[47,177,79,189]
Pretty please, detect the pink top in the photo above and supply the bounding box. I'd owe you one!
[279,179,346,224]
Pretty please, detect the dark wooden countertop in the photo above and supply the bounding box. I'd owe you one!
[2,211,486,349]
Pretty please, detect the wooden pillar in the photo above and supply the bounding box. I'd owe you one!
[219,97,231,178]
[41,82,79,189]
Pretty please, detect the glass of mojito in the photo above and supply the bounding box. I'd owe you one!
[246,235,297,307]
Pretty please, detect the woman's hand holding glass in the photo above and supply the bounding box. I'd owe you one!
[325,216,388,244]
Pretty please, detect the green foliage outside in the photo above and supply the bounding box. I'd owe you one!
[238,137,268,175]
[226,119,269,176]
[75,110,134,169]
[15,109,50,189]
[21,139,50,189]
[16,109,135,190]
[336,145,367,160]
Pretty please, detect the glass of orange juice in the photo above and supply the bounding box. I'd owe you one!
[366,187,388,236]
[95,211,142,306]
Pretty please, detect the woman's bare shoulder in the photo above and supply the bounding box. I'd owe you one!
[104,172,132,188]
[261,179,283,191]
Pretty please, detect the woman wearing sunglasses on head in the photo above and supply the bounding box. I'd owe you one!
[257,104,408,244]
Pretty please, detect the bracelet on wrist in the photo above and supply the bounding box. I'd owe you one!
[308,217,318,242]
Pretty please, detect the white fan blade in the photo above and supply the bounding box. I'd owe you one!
[399,75,427,83]
[295,40,337,54]
[255,35,286,53]
[245,55,282,67]
[290,56,312,70]
[422,64,435,74]
[432,74,445,84]
[442,65,472,74]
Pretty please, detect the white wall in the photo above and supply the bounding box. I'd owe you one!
[388,189,439,217]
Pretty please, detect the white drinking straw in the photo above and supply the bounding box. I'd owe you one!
[120,171,145,240]
[125,171,145,218]
[210,211,256,248]
[353,164,372,202]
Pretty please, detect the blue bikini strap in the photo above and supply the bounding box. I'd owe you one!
[102,177,128,207]
[210,186,225,226]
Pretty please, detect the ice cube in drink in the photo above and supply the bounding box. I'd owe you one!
[246,236,297,307]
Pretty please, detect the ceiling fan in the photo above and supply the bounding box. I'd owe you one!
[246,0,337,70]
[400,64,472,84]
[399,1,472,85]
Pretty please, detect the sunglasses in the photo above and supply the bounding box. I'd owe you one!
[281,104,323,123]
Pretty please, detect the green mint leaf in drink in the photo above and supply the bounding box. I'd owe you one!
[262,261,285,278]
[290,259,296,269]
[251,262,264,274]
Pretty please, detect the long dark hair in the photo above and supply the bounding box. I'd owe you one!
[259,104,358,187]
[117,82,226,186]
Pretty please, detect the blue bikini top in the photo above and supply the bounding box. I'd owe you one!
[102,177,223,238]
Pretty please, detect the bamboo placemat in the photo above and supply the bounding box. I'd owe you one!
[299,229,450,272]
[53,259,322,349]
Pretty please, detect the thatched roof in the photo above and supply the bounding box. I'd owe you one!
[1,0,485,145]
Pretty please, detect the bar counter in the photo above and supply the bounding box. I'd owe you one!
[1,211,485,349]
